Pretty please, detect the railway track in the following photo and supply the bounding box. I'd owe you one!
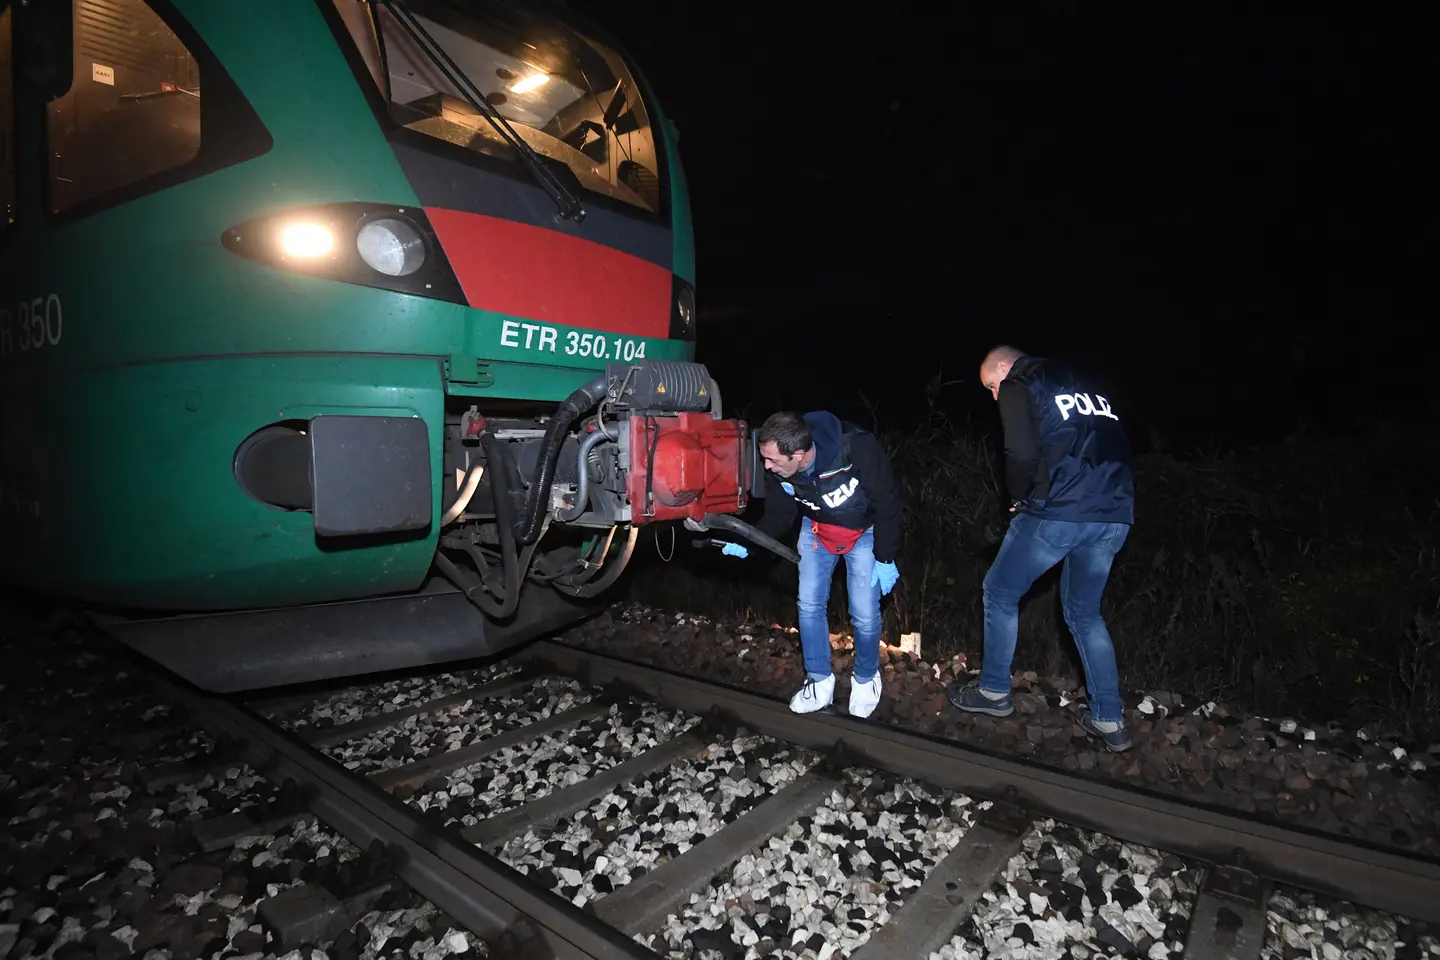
[11,609,1440,960]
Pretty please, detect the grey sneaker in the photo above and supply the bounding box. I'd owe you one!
[1075,707,1133,752]
[947,680,1014,717]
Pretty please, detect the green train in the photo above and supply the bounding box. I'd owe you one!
[0,0,781,691]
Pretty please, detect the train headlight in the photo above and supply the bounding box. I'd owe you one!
[220,201,465,304]
[279,222,335,258]
[357,218,427,277]
[677,286,695,330]
[668,277,696,341]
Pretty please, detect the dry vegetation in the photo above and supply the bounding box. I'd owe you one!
[619,412,1440,743]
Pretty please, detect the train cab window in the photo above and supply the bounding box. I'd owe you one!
[45,0,201,215]
[1,7,14,230]
[330,0,664,215]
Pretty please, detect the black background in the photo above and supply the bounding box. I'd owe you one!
[570,3,1433,451]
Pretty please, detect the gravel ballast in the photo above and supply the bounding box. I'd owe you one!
[560,604,1440,858]
[9,594,1439,960]
[1261,888,1440,960]
[638,766,978,960]
[933,818,1203,960]
[268,663,523,734]
[322,676,596,775]
[0,608,486,960]
[412,697,700,828]
[494,730,820,908]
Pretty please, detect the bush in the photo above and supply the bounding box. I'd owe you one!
[618,412,1440,743]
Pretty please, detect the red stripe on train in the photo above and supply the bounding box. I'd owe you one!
[424,207,671,338]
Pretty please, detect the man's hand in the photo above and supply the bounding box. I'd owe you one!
[720,542,749,558]
[871,561,899,595]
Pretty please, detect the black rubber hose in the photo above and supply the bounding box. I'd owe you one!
[433,551,503,616]
[699,512,801,564]
[472,430,525,618]
[515,374,609,544]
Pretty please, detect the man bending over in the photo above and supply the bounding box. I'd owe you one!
[723,411,902,718]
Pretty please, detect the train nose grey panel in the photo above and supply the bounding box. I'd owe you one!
[96,578,601,692]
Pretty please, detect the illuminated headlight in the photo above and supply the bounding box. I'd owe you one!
[357,218,427,277]
[279,222,335,258]
[220,201,467,305]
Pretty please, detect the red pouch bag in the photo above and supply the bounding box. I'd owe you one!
[811,521,865,555]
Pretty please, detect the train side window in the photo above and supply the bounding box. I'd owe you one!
[45,0,202,215]
[1,7,14,231]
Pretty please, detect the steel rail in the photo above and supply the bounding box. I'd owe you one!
[149,673,659,960]
[524,639,1440,924]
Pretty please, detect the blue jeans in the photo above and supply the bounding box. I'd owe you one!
[797,517,882,683]
[981,512,1131,723]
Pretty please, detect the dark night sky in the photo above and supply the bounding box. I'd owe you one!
[570,4,1434,449]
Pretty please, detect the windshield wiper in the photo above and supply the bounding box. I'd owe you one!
[374,0,586,223]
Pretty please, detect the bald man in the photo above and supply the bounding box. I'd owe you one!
[948,345,1137,752]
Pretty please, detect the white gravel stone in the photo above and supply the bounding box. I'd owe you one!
[274,663,522,733]
[933,818,1203,960]
[496,732,819,906]
[352,899,489,959]
[0,621,492,960]
[154,759,275,822]
[639,766,976,960]
[413,699,699,827]
[1261,888,1440,960]
[322,677,595,774]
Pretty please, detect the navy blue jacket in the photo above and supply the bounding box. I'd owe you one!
[998,355,1134,524]
[754,412,903,563]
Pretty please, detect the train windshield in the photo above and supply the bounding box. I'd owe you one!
[332,0,664,216]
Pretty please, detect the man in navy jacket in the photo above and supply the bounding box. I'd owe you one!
[722,410,902,718]
[949,345,1137,752]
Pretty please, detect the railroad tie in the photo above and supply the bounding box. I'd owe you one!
[106,722,190,755]
[847,816,1036,960]
[1181,862,1270,960]
[299,671,536,748]
[141,735,248,792]
[592,770,840,936]
[256,841,402,951]
[462,731,711,849]
[190,779,319,853]
[368,697,614,793]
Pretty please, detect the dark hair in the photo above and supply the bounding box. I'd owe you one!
[757,411,813,456]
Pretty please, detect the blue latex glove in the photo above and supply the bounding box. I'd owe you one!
[871,561,899,595]
[721,542,749,558]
